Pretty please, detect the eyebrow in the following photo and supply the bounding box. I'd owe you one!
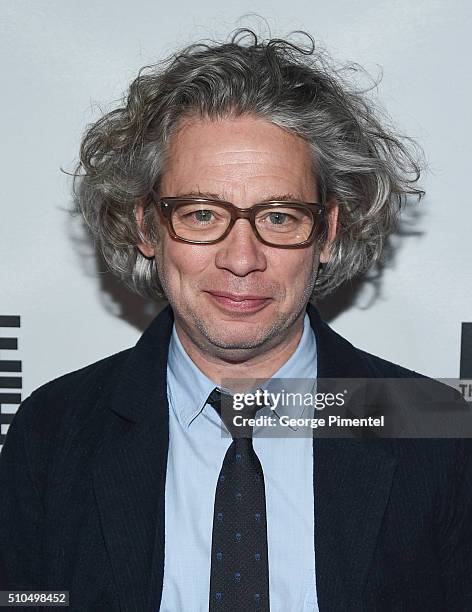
[173,190,303,202]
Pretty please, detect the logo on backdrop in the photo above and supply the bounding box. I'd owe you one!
[0,316,22,450]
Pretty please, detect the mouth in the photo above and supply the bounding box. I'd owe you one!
[204,291,273,313]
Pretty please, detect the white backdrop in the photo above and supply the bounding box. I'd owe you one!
[1,1,471,440]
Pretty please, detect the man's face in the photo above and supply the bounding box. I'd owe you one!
[140,115,334,360]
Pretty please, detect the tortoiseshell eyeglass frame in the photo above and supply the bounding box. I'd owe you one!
[148,190,327,249]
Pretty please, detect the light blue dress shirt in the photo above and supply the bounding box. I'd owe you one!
[160,313,319,611]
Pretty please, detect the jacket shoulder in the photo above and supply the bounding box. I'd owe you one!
[29,349,132,404]
[307,305,428,380]
[10,349,133,442]
[354,347,427,379]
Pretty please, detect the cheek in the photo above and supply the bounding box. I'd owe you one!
[273,251,317,289]
[161,240,214,279]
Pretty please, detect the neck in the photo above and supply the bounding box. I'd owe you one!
[175,313,305,392]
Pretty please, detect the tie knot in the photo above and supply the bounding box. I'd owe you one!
[207,388,264,439]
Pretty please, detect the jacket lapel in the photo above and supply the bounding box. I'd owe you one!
[307,305,398,608]
[92,305,174,612]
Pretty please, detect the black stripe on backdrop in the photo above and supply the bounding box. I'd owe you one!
[0,316,20,328]
[460,323,472,379]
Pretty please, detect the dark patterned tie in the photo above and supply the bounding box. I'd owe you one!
[207,388,270,611]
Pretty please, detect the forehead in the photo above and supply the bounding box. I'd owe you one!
[160,114,317,199]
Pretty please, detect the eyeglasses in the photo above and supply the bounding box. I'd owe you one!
[148,190,326,248]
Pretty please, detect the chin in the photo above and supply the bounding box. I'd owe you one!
[196,318,285,352]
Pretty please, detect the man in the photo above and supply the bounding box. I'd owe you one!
[1,28,471,611]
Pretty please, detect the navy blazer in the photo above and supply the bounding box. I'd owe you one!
[1,304,471,611]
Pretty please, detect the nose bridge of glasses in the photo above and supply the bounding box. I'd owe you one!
[231,205,254,224]
[228,209,260,243]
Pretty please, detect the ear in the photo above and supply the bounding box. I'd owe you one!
[134,200,156,258]
[319,201,339,264]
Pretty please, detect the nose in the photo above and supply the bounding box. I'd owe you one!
[214,218,267,276]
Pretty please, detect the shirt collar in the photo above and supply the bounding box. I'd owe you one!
[167,311,317,428]
[167,325,218,428]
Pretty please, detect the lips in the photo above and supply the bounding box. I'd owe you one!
[208,291,269,301]
[205,291,272,313]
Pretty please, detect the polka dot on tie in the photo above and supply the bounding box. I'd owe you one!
[235,532,242,542]
[217,512,224,522]
[215,592,222,602]
[216,552,223,561]
[219,474,226,483]
[234,571,241,582]
[254,552,261,561]
[255,512,261,522]
[235,453,242,462]
[235,490,242,501]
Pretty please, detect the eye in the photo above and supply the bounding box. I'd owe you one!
[176,206,224,226]
[257,209,300,227]
[191,209,215,223]
[267,211,291,225]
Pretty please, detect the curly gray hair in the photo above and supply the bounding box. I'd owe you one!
[74,28,424,301]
